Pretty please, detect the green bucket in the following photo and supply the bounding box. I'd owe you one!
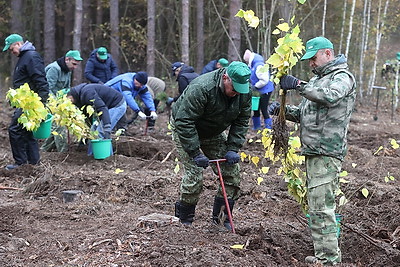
[91,139,112,159]
[33,113,54,139]
[251,96,260,111]
[306,213,343,238]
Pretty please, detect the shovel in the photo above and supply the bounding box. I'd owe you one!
[209,158,235,234]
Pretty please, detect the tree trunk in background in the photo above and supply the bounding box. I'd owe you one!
[338,0,347,54]
[147,0,156,76]
[395,62,399,110]
[321,0,327,36]
[81,0,91,60]
[181,0,190,63]
[228,0,241,61]
[344,0,356,58]
[95,0,104,44]
[63,1,74,53]
[73,0,83,85]
[33,2,42,52]
[266,0,277,58]
[358,0,369,101]
[196,0,204,73]
[368,0,389,95]
[110,0,120,71]
[10,0,24,73]
[44,0,56,65]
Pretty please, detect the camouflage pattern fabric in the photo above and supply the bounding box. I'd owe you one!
[285,54,356,161]
[306,155,342,265]
[171,120,241,205]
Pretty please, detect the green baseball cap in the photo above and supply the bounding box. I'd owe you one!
[3,33,23,52]
[97,47,108,60]
[397,52,400,61]
[218,58,229,67]
[65,50,83,61]
[301,36,333,61]
[226,61,251,94]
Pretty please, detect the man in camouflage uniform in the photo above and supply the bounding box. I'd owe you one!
[170,61,251,229]
[269,36,356,265]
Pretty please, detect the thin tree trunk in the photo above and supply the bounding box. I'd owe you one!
[358,0,369,100]
[63,1,74,53]
[147,0,156,75]
[322,0,327,36]
[73,0,83,84]
[110,0,120,71]
[10,0,24,72]
[95,0,103,43]
[395,62,399,110]
[196,0,204,73]
[44,0,56,65]
[338,0,347,54]
[228,0,241,61]
[181,0,190,63]
[266,0,277,59]
[344,0,356,58]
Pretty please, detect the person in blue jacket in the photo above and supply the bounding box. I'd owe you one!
[201,58,229,75]
[105,72,157,130]
[243,49,275,129]
[84,47,119,84]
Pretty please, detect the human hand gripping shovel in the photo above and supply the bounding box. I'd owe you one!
[209,158,235,234]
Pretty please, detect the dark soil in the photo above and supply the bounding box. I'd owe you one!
[1,102,400,267]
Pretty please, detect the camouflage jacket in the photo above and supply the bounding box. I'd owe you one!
[171,68,251,158]
[285,55,356,161]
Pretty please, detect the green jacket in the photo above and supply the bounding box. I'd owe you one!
[285,55,356,161]
[45,58,71,94]
[171,68,251,158]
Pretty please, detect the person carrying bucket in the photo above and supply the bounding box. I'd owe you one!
[243,49,275,130]
[170,61,251,230]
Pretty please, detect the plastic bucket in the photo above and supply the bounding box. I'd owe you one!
[251,96,260,111]
[91,139,112,159]
[33,113,54,139]
[306,213,343,238]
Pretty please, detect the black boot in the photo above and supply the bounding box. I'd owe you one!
[212,196,234,230]
[177,201,196,225]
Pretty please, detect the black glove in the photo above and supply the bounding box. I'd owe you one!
[224,151,240,165]
[280,75,300,90]
[103,123,112,139]
[193,153,209,168]
[268,101,281,116]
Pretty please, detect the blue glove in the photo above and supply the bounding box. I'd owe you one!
[193,153,209,168]
[280,75,300,90]
[224,151,240,165]
[166,97,174,106]
[268,102,281,116]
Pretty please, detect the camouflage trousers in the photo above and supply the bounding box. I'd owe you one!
[171,124,241,206]
[41,124,68,152]
[306,155,342,265]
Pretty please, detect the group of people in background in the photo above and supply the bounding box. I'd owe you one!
[3,32,355,265]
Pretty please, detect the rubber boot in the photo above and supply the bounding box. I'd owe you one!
[177,201,196,225]
[252,116,261,130]
[264,118,273,129]
[212,196,235,230]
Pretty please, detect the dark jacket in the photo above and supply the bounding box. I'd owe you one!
[13,41,49,102]
[69,83,124,126]
[84,48,119,83]
[174,64,199,101]
[201,60,218,74]
[171,69,251,157]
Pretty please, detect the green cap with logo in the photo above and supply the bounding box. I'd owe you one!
[301,36,333,61]
[65,50,83,61]
[218,58,229,67]
[3,33,23,52]
[97,47,108,60]
[226,61,251,94]
[397,52,400,61]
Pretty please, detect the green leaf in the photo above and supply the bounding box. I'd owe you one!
[298,0,307,4]
[235,9,244,18]
[361,188,369,198]
[390,139,399,149]
[339,195,348,206]
[339,171,348,177]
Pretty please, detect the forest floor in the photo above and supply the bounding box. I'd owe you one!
[0,100,400,267]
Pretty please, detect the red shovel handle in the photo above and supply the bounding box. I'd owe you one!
[212,158,235,234]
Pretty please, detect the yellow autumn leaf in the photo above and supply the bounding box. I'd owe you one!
[351,163,357,168]
[251,156,260,166]
[115,168,124,174]
[277,22,290,32]
[272,29,280,35]
[261,166,270,174]
[257,177,264,185]
[240,152,247,161]
[174,163,180,174]
[248,138,254,143]
[361,188,369,198]
[373,146,383,155]
[390,139,399,149]
[230,244,244,249]
[339,171,348,177]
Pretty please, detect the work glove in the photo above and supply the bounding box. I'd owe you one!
[137,111,147,120]
[150,111,158,120]
[166,97,174,106]
[193,153,209,168]
[280,75,300,91]
[224,151,240,165]
[103,123,112,139]
[268,101,281,116]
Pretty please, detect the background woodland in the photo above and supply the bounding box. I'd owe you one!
[0,0,399,105]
